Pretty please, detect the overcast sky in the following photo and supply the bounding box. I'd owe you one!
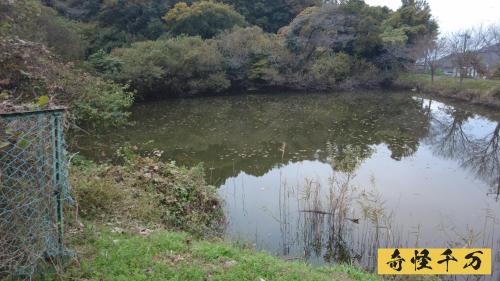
[364,0,500,35]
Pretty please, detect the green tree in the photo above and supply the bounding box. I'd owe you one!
[380,0,438,80]
[45,0,185,54]
[221,0,319,32]
[97,0,171,36]
[384,0,438,44]
[45,0,102,21]
[163,2,246,39]
[82,26,137,55]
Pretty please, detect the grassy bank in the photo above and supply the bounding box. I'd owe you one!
[47,225,387,281]
[395,74,500,108]
[52,151,390,281]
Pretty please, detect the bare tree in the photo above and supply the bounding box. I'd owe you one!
[484,23,500,56]
[447,27,488,85]
[430,107,474,160]
[422,37,447,83]
[461,122,500,200]
[483,23,500,78]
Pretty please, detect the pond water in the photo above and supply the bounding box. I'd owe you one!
[76,92,500,279]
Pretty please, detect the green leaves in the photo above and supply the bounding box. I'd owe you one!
[163,2,246,39]
[36,95,49,107]
[221,0,319,32]
[109,37,229,97]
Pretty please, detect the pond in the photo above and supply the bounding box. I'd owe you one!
[76,92,500,279]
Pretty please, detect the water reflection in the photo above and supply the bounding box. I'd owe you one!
[424,99,500,201]
[76,92,500,279]
[75,92,430,182]
[221,161,499,280]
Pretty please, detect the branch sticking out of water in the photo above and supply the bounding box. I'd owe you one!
[299,210,359,224]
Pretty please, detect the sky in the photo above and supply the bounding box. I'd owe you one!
[364,0,500,35]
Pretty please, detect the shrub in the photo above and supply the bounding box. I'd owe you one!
[86,49,123,74]
[491,64,500,80]
[70,150,224,235]
[216,26,289,88]
[309,52,352,89]
[72,79,134,128]
[70,161,127,219]
[110,36,230,97]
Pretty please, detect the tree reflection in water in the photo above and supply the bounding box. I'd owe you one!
[426,100,500,201]
[270,97,500,277]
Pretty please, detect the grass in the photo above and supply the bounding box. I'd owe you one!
[44,225,389,281]
[395,74,500,108]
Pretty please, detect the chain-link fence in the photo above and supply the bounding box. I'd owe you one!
[0,108,72,278]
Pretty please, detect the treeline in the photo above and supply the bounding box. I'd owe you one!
[79,0,437,98]
[0,0,437,124]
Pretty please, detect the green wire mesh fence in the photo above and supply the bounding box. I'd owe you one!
[0,108,72,278]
